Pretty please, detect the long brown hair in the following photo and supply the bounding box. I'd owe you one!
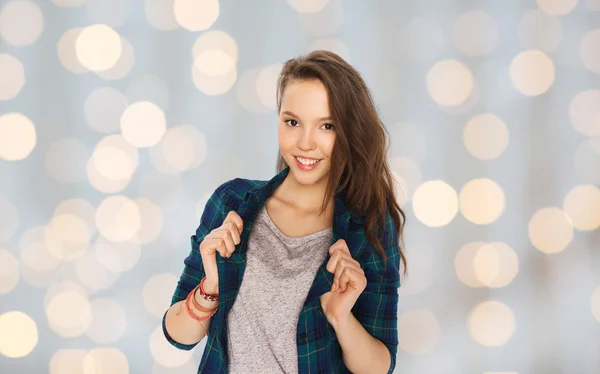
[275,50,407,275]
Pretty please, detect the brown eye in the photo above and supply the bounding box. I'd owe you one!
[323,123,335,131]
[284,119,298,126]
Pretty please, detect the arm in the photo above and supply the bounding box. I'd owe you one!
[162,181,229,350]
[338,232,401,373]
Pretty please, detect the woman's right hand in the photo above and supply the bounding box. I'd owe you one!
[198,211,244,294]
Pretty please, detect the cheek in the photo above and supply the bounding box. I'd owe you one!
[278,125,295,150]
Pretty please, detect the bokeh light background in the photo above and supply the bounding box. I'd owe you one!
[1,0,600,373]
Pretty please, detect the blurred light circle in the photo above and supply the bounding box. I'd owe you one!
[143,273,179,317]
[20,226,61,273]
[510,50,555,96]
[397,309,440,355]
[427,59,474,107]
[85,298,127,344]
[92,146,135,181]
[96,37,135,81]
[158,125,207,173]
[83,348,129,374]
[46,290,93,337]
[45,137,90,184]
[537,0,579,15]
[412,180,458,227]
[0,311,38,357]
[580,29,600,74]
[459,178,506,225]
[236,68,271,113]
[518,9,563,52]
[455,241,488,288]
[145,0,179,31]
[389,155,423,204]
[95,196,141,242]
[0,112,36,161]
[286,0,330,13]
[45,213,91,261]
[174,0,219,31]
[468,300,515,346]
[0,249,20,294]
[50,349,87,374]
[569,89,600,137]
[563,184,600,230]
[256,64,283,110]
[0,0,44,46]
[192,30,238,63]
[192,63,237,95]
[529,207,574,254]
[76,24,122,72]
[149,325,194,367]
[0,54,25,100]
[54,199,97,238]
[57,28,89,74]
[473,242,519,288]
[130,197,164,245]
[452,10,498,56]
[463,114,509,160]
[120,101,166,148]
[194,50,236,77]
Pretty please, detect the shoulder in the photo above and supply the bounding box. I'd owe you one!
[212,176,268,205]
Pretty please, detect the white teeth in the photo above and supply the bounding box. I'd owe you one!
[296,157,319,165]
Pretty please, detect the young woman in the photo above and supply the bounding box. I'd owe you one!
[162,50,407,374]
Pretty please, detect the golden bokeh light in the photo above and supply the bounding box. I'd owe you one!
[569,89,600,137]
[50,349,87,374]
[286,0,330,13]
[154,125,207,173]
[0,53,25,100]
[57,28,89,74]
[397,309,440,355]
[0,112,37,161]
[412,180,458,227]
[256,64,283,110]
[192,59,237,95]
[145,0,179,31]
[468,300,515,346]
[20,226,61,273]
[510,50,555,96]
[46,290,92,337]
[92,146,136,181]
[452,10,498,57]
[580,29,600,74]
[96,37,135,81]
[76,24,122,72]
[0,0,44,46]
[174,0,219,31]
[45,213,91,261]
[427,59,474,107]
[194,50,236,77]
[473,242,519,288]
[130,197,164,245]
[0,311,38,357]
[463,114,509,160]
[529,207,574,254]
[120,101,166,148]
[95,195,141,242]
[563,184,600,230]
[83,348,129,374]
[455,241,488,288]
[459,178,506,225]
[0,249,20,294]
[537,0,579,15]
[149,325,195,367]
[143,273,179,317]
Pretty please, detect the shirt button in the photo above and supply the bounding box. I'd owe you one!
[299,332,307,340]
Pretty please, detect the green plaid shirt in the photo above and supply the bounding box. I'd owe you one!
[163,166,401,373]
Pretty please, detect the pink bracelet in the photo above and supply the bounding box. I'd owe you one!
[199,276,219,302]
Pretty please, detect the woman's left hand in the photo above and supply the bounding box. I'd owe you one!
[319,239,367,329]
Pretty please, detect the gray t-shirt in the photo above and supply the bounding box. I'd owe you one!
[227,205,333,373]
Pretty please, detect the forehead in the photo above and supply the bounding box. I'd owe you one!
[281,80,330,115]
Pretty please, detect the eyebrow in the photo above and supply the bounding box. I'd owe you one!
[281,110,332,121]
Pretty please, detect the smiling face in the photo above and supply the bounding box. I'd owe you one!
[278,79,337,187]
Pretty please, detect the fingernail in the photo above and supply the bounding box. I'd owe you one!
[332,283,336,292]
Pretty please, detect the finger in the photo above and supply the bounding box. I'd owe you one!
[213,222,241,245]
[327,249,360,276]
[339,267,363,292]
[223,211,244,235]
[331,257,362,291]
[204,230,235,258]
[328,239,350,257]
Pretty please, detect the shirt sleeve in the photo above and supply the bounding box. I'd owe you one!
[162,180,231,350]
[352,213,401,374]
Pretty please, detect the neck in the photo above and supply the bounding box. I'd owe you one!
[276,171,333,216]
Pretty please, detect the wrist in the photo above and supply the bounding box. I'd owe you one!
[203,278,219,295]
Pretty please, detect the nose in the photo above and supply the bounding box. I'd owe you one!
[296,128,316,151]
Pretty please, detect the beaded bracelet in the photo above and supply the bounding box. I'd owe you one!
[185,283,218,321]
[198,276,219,302]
